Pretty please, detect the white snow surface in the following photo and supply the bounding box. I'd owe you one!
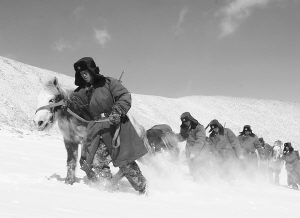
[0,56,300,218]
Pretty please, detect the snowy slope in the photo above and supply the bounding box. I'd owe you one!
[0,56,74,130]
[0,56,300,218]
[1,55,299,145]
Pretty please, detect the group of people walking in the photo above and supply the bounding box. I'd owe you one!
[68,56,299,195]
[177,112,300,189]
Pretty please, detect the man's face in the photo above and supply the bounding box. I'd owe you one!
[181,118,191,127]
[80,70,93,84]
[244,130,250,135]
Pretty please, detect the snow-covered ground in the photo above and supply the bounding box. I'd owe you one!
[0,56,300,218]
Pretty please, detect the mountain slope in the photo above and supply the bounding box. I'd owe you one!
[0,56,74,130]
[0,56,299,146]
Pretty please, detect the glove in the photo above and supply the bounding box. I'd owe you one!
[61,99,71,111]
[108,112,121,125]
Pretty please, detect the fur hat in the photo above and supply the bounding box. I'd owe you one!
[241,125,252,133]
[239,125,255,136]
[207,119,224,135]
[73,57,104,87]
[180,112,198,129]
[284,142,294,153]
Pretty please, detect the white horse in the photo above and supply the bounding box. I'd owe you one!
[34,77,91,184]
[33,77,151,184]
[268,140,284,185]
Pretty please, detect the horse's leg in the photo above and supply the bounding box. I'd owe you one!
[64,139,79,185]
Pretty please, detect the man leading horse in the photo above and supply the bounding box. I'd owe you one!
[72,57,148,194]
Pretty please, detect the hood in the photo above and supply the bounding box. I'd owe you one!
[239,125,255,137]
[180,112,199,129]
[207,119,224,136]
[284,142,294,153]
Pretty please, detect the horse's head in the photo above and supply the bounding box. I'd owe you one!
[34,77,65,131]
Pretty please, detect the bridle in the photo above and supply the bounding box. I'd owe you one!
[34,93,121,147]
[34,94,65,124]
[35,94,110,124]
[35,94,65,115]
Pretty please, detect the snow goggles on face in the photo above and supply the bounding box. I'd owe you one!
[210,124,218,129]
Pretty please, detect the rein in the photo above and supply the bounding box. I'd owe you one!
[35,100,66,114]
[66,108,109,124]
[35,99,120,147]
[35,100,109,124]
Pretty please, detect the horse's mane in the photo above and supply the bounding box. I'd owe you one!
[44,78,73,100]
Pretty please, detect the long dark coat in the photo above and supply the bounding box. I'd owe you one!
[79,77,148,167]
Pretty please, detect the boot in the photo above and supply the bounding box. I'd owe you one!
[81,160,97,182]
[139,183,148,196]
[94,166,113,180]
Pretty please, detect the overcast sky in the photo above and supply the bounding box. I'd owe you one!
[0,0,299,103]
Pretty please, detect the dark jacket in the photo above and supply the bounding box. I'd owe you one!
[77,74,147,167]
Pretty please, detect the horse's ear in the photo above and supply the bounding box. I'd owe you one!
[53,77,58,87]
[52,77,62,93]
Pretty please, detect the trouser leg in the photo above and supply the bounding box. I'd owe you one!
[92,140,112,179]
[119,161,147,193]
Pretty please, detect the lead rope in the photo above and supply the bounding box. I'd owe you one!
[36,97,120,147]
